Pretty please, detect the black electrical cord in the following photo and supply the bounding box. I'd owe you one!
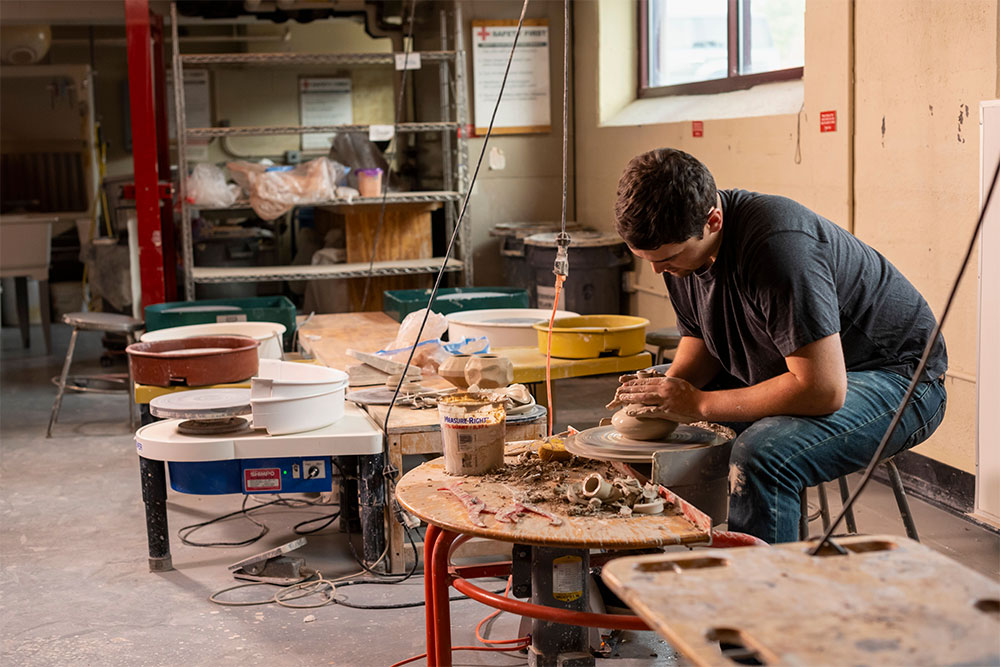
[811,153,1000,555]
[178,495,339,547]
[360,0,420,311]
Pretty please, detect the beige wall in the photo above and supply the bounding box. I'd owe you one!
[853,0,997,472]
[575,0,998,473]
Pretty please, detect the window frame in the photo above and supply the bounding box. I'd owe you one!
[638,0,804,98]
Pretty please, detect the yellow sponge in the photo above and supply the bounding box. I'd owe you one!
[538,436,571,462]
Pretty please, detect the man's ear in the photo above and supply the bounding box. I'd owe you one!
[707,207,723,234]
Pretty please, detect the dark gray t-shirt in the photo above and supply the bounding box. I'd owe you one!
[664,189,947,386]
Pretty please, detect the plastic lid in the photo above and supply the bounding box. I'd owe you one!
[523,230,625,248]
[490,221,590,239]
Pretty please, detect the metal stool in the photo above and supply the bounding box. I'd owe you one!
[799,458,918,541]
[47,312,144,437]
[646,326,681,365]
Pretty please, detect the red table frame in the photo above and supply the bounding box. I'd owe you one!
[422,525,652,667]
[421,525,766,666]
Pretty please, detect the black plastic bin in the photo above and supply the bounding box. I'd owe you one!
[523,231,632,314]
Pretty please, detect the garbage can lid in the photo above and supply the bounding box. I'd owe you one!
[490,221,589,239]
[523,230,625,248]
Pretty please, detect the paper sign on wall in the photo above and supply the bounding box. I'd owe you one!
[299,77,352,151]
[471,19,551,135]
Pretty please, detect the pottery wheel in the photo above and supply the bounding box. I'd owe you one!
[150,388,252,420]
[567,424,729,462]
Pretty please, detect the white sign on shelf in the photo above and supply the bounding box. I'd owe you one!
[368,124,395,142]
[167,69,211,142]
[299,77,352,152]
[395,52,422,70]
[471,19,551,135]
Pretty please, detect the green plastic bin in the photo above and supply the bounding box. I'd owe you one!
[144,296,297,349]
[382,287,530,322]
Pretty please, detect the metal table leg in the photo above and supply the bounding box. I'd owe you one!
[359,453,387,567]
[529,546,594,667]
[139,455,172,571]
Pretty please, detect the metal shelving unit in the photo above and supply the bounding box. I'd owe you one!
[169,2,470,300]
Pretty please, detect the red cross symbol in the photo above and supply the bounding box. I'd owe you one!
[477,26,490,41]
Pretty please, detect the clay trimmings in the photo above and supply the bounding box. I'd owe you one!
[610,408,678,441]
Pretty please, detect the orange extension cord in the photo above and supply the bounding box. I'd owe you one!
[387,577,530,667]
[544,274,567,438]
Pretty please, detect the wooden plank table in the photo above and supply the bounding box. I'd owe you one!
[601,535,1000,667]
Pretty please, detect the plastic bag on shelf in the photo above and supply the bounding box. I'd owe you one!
[226,160,266,195]
[247,157,335,220]
[186,163,240,207]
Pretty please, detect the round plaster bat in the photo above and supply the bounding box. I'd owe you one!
[611,408,678,441]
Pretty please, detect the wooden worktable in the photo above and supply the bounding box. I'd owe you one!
[297,311,653,382]
[396,456,709,549]
[601,535,1000,667]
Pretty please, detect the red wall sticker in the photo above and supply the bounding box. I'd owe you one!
[692,121,704,137]
[820,110,837,132]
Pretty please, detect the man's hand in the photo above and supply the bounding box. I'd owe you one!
[608,376,702,423]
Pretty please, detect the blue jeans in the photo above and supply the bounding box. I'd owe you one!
[721,370,947,543]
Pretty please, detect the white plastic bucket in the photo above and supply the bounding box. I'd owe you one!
[446,308,578,348]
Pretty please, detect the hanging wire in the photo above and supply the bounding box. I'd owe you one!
[811,154,1000,554]
[360,0,420,311]
[377,0,533,503]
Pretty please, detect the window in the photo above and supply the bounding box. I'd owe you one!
[640,0,804,97]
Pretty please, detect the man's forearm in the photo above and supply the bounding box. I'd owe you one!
[698,371,845,422]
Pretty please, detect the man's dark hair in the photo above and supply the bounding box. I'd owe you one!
[614,148,717,249]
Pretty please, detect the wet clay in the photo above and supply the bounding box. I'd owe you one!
[611,408,678,441]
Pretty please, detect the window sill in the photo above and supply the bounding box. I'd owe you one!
[602,79,804,127]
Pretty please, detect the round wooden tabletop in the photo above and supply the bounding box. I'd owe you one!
[395,457,710,549]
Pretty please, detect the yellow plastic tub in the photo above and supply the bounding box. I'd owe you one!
[532,315,650,359]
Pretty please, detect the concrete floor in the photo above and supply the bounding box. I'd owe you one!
[2,323,998,666]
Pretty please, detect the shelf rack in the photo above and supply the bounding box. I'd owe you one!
[169,2,471,300]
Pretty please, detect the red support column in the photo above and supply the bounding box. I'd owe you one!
[150,13,177,302]
[125,0,166,308]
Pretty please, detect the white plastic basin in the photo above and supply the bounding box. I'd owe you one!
[446,308,578,348]
[251,359,349,399]
[251,386,345,436]
[141,321,286,360]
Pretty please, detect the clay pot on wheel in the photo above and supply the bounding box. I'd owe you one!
[438,354,473,389]
[611,408,678,441]
[464,354,514,389]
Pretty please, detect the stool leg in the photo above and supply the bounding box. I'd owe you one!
[424,524,440,666]
[39,279,52,355]
[47,327,78,437]
[817,483,832,531]
[884,459,919,542]
[655,347,664,366]
[431,530,459,667]
[139,455,172,571]
[798,489,809,540]
[838,477,859,534]
[15,277,30,348]
[126,333,137,431]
